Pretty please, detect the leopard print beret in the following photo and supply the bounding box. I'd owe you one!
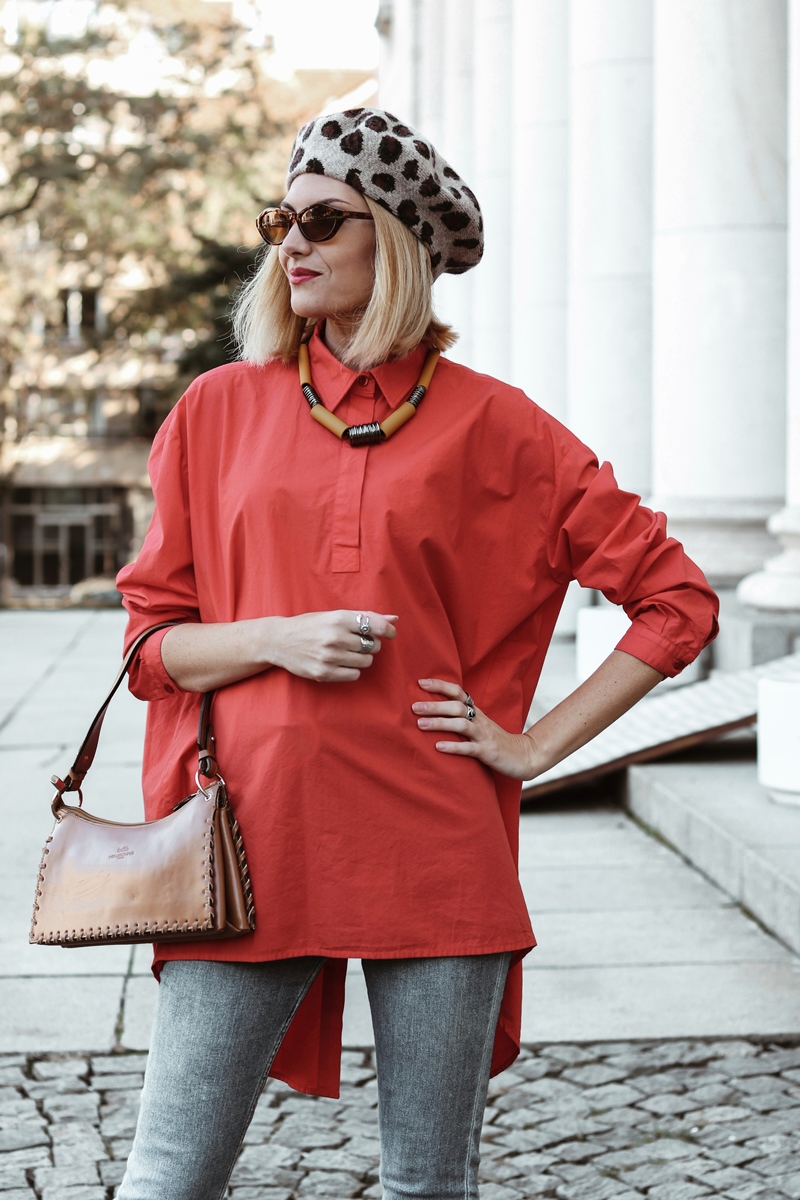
[285,108,483,281]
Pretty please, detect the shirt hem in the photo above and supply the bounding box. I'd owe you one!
[152,935,536,976]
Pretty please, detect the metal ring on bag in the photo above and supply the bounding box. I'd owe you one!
[195,770,227,800]
[359,634,375,654]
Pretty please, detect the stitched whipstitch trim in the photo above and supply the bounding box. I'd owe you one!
[229,811,256,932]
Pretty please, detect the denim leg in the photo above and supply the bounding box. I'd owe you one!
[362,953,512,1200]
[118,956,324,1200]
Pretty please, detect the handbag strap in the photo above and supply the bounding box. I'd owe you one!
[51,622,215,797]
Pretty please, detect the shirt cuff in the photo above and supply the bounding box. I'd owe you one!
[615,623,698,679]
[126,626,187,701]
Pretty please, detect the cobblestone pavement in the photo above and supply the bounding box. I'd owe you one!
[2,1038,800,1199]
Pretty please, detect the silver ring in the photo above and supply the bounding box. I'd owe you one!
[359,634,375,654]
[357,612,371,636]
[464,692,476,721]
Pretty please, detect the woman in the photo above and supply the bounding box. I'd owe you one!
[116,108,718,1200]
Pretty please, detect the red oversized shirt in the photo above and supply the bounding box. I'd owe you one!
[117,325,718,1097]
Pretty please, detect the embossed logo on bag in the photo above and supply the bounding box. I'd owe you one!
[108,845,135,860]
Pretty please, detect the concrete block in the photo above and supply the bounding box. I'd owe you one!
[529,907,787,968]
[521,962,800,1042]
[740,850,800,956]
[627,761,800,955]
[118,976,158,1052]
[0,977,123,1052]
[342,966,373,1047]
[519,863,729,914]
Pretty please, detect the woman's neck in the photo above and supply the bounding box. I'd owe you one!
[321,316,359,364]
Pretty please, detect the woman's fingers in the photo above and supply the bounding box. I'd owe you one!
[347,611,398,640]
[413,677,536,779]
[412,700,468,719]
[417,677,462,698]
[413,679,478,735]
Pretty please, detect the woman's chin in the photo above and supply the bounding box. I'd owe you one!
[289,299,322,320]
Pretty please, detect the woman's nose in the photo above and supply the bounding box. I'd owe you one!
[281,219,309,255]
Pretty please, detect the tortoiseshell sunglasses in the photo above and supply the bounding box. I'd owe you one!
[256,204,374,246]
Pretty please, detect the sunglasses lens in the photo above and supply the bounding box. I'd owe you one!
[299,206,341,242]
[257,210,290,245]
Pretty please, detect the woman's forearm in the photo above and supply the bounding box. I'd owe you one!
[524,649,665,777]
[160,619,281,693]
[159,610,399,693]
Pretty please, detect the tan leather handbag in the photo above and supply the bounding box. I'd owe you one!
[30,624,255,948]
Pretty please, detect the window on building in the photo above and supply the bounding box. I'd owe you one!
[5,486,132,589]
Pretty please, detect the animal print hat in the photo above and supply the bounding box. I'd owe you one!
[286,108,483,280]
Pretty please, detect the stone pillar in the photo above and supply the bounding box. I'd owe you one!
[416,0,445,143]
[376,0,418,121]
[566,0,654,494]
[470,0,514,378]
[509,0,569,421]
[650,0,787,585]
[739,0,800,611]
[430,0,476,364]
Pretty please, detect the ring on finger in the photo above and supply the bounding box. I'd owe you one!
[359,634,375,654]
[356,612,371,636]
[464,692,477,722]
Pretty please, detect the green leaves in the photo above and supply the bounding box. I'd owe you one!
[0,2,287,416]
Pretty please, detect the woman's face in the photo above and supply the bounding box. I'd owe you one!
[278,174,377,326]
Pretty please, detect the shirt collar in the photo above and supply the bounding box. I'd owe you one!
[306,322,428,413]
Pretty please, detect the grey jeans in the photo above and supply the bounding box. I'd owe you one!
[117,952,511,1200]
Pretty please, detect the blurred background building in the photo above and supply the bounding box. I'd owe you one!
[0,0,376,599]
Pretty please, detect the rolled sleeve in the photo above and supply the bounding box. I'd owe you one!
[116,399,199,700]
[548,444,719,677]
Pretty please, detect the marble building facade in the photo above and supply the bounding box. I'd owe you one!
[376,0,800,661]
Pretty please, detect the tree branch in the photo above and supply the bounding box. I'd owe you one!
[0,178,44,222]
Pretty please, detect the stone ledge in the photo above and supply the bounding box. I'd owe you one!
[626,756,800,956]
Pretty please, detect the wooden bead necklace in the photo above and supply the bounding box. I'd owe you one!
[298,343,440,447]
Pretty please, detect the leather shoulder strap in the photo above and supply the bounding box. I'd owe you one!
[55,621,192,794]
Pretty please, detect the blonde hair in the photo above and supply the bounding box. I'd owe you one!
[231,196,457,371]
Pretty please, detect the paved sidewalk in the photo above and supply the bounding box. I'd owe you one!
[2,1039,800,1198]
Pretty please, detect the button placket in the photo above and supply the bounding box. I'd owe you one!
[330,389,376,573]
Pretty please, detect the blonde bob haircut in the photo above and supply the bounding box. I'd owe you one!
[232,196,457,372]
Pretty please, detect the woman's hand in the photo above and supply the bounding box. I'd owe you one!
[412,679,536,780]
[269,610,398,683]
[160,610,398,692]
[412,652,665,783]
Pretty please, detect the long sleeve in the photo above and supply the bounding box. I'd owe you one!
[547,442,719,677]
[116,399,199,700]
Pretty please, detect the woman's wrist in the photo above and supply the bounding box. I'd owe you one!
[520,726,558,781]
[249,615,286,670]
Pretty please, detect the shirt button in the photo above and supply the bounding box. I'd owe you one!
[357,374,370,387]
[672,661,683,672]
[164,683,175,694]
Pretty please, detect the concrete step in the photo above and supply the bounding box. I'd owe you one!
[626,741,800,958]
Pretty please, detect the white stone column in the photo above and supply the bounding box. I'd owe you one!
[470,0,514,379]
[416,0,445,143]
[651,0,787,585]
[376,0,418,121]
[429,0,476,363]
[509,0,569,421]
[566,0,653,495]
[739,0,800,611]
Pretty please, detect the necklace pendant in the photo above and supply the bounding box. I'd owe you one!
[347,422,385,447]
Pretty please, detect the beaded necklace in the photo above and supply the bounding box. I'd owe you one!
[298,343,440,447]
